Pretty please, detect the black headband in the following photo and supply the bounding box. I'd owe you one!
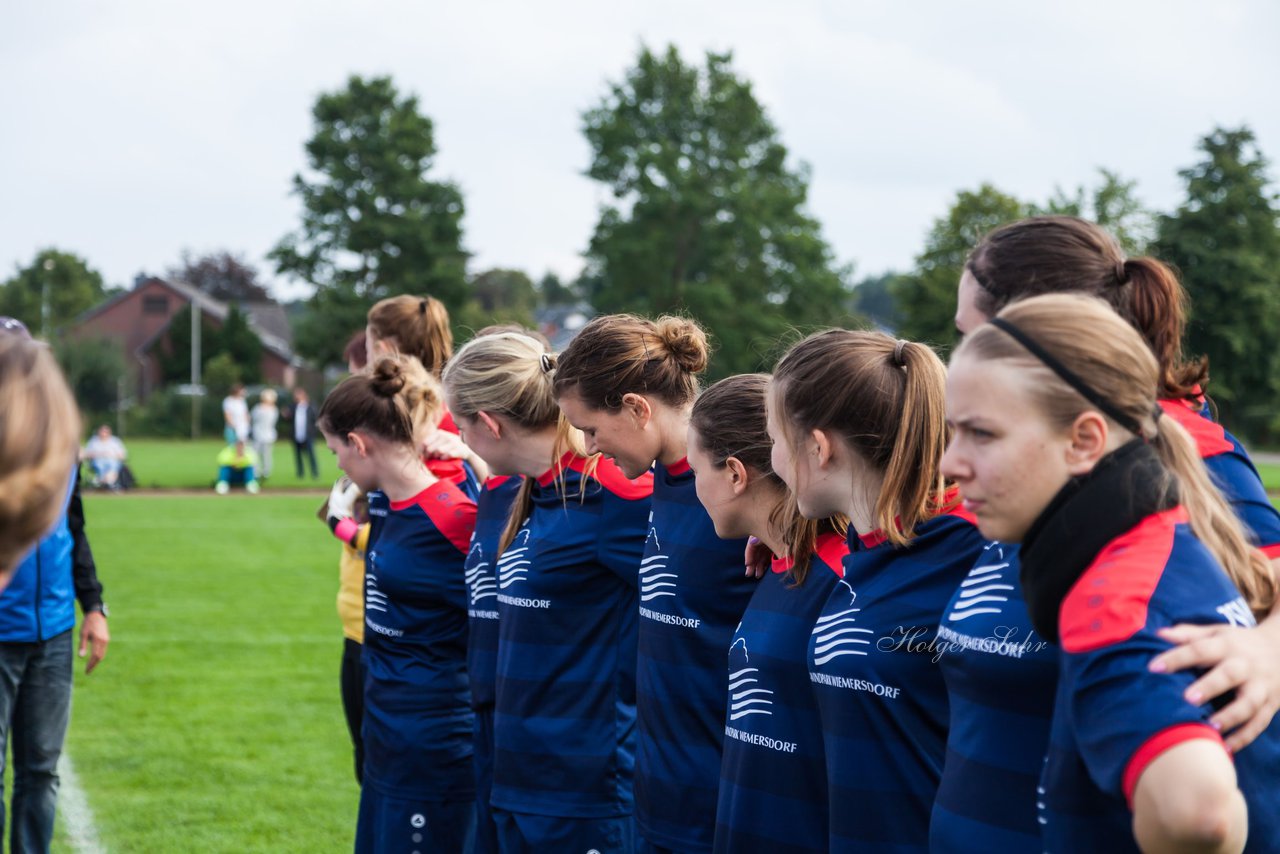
[987,317,1146,437]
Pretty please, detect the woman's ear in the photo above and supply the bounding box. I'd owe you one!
[477,411,502,440]
[810,428,835,468]
[725,456,751,497]
[1065,411,1110,474]
[348,432,369,458]
[620,392,653,427]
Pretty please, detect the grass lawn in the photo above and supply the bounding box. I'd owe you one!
[107,439,339,490]
[59,494,359,852]
[1258,462,1280,494]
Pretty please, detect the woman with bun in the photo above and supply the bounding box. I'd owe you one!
[686,374,848,854]
[942,293,1280,852]
[319,355,477,854]
[553,315,756,854]
[443,331,652,854]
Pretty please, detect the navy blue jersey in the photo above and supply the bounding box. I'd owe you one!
[635,458,756,852]
[714,532,848,854]
[931,542,1058,852]
[491,453,653,819]
[1041,507,1280,852]
[808,504,986,852]
[465,475,523,710]
[1160,397,1280,558]
[363,480,477,799]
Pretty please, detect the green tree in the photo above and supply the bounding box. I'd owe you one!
[271,75,468,365]
[850,271,906,332]
[162,305,263,385]
[892,184,1028,348]
[582,46,854,376]
[537,272,581,308]
[1037,168,1153,255]
[1155,126,1280,438]
[54,335,128,418]
[0,248,107,336]
[455,268,537,332]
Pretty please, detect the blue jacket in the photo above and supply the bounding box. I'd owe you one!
[0,470,103,643]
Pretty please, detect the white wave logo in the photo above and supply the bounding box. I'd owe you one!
[365,570,388,614]
[727,636,774,720]
[639,524,677,602]
[464,540,497,605]
[946,543,1014,622]
[496,525,532,589]
[811,582,872,666]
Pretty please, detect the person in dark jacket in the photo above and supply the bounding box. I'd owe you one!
[289,387,319,480]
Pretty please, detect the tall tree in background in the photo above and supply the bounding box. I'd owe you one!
[0,248,107,335]
[169,250,271,303]
[1037,169,1153,255]
[271,75,468,365]
[455,268,538,332]
[892,185,1028,348]
[582,46,853,375]
[161,305,263,386]
[1155,126,1280,437]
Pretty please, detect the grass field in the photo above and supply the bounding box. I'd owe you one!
[1258,462,1280,495]
[57,494,359,852]
[103,439,340,490]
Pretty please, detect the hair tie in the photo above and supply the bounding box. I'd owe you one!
[540,353,555,374]
[988,317,1147,438]
[893,339,909,367]
[418,299,428,315]
[1115,259,1129,285]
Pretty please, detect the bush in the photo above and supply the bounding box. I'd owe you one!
[125,388,225,438]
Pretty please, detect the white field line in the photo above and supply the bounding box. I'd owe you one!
[58,753,106,854]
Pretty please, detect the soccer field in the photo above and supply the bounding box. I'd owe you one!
[58,494,359,853]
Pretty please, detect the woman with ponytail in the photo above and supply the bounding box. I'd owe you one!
[929,216,1280,851]
[552,314,756,854]
[686,374,848,853]
[443,332,652,854]
[318,355,477,854]
[769,329,987,852]
[942,293,1280,852]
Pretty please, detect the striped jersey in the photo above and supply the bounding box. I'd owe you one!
[490,453,653,818]
[809,505,986,852]
[363,480,477,799]
[464,475,522,710]
[635,458,756,852]
[1041,507,1280,852]
[714,531,848,854]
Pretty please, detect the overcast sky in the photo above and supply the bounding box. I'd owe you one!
[3,1,1277,300]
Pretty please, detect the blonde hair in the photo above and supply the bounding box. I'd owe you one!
[957,293,1276,617]
[367,295,453,377]
[0,336,81,575]
[553,314,709,409]
[259,389,277,405]
[318,355,443,449]
[772,329,952,547]
[443,332,594,552]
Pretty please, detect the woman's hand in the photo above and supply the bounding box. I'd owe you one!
[743,537,771,579]
[1150,615,1280,752]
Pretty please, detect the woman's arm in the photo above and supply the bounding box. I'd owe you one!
[1131,738,1246,853]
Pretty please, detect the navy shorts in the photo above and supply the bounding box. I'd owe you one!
[354,787,474,854]
[492,808,634,854]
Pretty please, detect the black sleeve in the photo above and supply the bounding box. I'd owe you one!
[68,468,105,613]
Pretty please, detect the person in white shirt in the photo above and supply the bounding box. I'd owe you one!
[222,384,249,444]
[81,425,127,488]
[250,389,280,480]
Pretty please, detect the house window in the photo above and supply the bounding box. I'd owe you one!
[143,295,169,315]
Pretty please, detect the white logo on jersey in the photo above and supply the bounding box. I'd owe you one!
[496,525,532,589]
[727,635,774,720]
[811,581,872,666]
[946,542,1015,622]
[1216,596,1257,628]
[639,524,678,602]
[365,572,388,613]
[464,540,498,605]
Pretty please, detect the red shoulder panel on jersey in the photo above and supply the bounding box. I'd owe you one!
[770,554,794,575]
[815,531,850,577]
[592,457,655,500]
[1122,722,1226,808]
[1158,398,1233,458]
[427,456,468,486]
[665,456,691,476]
[1060,507,1184,654]
[485,475,514,489]
[390,480,478,554]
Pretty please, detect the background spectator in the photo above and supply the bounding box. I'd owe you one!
[250,390,279,480]
[222,383,249,444]
[81,425,127,489]
[289,388,319,480]
[215,440,260,494]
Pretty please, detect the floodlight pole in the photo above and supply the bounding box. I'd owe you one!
[191,302,202,439]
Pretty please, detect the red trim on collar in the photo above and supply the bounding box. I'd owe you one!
[485,475,514,490]
[770,553,793,574]
[815,531,850,577]
[536,451,586,487]
[665,456,691,476]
